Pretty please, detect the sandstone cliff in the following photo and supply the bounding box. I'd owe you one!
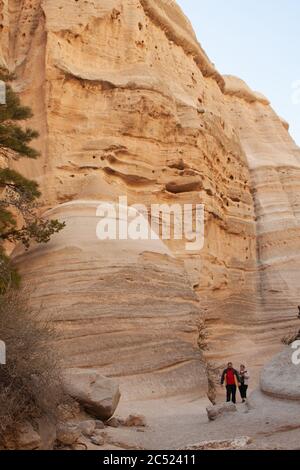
[1,0,299,396]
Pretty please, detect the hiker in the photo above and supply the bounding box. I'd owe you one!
[220,362,240,404]
[239,364,250,403]
[298,305,300,319]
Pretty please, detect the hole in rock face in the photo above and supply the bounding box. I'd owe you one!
[107,155,117,164]
[168,159,185,171]
[165,181,202,194]
[138,22,143,30]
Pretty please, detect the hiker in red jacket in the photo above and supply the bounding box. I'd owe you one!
[220,362,241,404]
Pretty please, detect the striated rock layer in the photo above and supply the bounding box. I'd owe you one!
[2,0,300,393]
[13,201,206,399]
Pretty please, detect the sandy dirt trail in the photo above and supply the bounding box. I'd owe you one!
[102,392,300,450]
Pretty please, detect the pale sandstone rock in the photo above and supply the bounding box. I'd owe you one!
[223,75,270,105]
[184,436,251,450]
[90,435,105,447]
[95,420,105,430]
[260,346,300,401]
[206,402,237,421]
[236,349,300,444]
[3,0,299,397]
[106,417,122,428]
[93,429,106,437]
[62,368,121,421]
[0,0,9,68]
[14,201,207,399]
[78,420,96,438]
[73,435,105,451]
[224,75,300,372]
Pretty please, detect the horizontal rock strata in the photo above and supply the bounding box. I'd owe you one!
[1,0,299,394]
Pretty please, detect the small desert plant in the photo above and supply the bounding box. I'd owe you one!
[0,289,64,441]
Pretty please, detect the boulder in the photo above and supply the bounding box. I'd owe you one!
[2,421,53,450]
[206,402,237,421]
[56,423,81,446]
[78,420,96,438]
[73,435,104,451]
[106,417,121,428]
[90,435,105,447]
[260,346,300,401]
[13,422,41,450]
[62,369,121,421]
[95,420,105,430]
[93,429,106,437]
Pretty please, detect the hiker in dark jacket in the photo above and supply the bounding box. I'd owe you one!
[220,362,240,404]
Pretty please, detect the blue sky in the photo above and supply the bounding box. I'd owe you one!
[177,0,300,145]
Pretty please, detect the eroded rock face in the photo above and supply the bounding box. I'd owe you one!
[224,76,300,360]
[14,201,206,399]
[3,0,300,394]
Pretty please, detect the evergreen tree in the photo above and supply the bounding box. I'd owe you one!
[0,68,64,291]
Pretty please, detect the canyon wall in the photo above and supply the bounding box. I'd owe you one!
[1,0,299,394]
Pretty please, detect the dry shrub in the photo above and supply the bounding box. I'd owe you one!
[0,289,64,441]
